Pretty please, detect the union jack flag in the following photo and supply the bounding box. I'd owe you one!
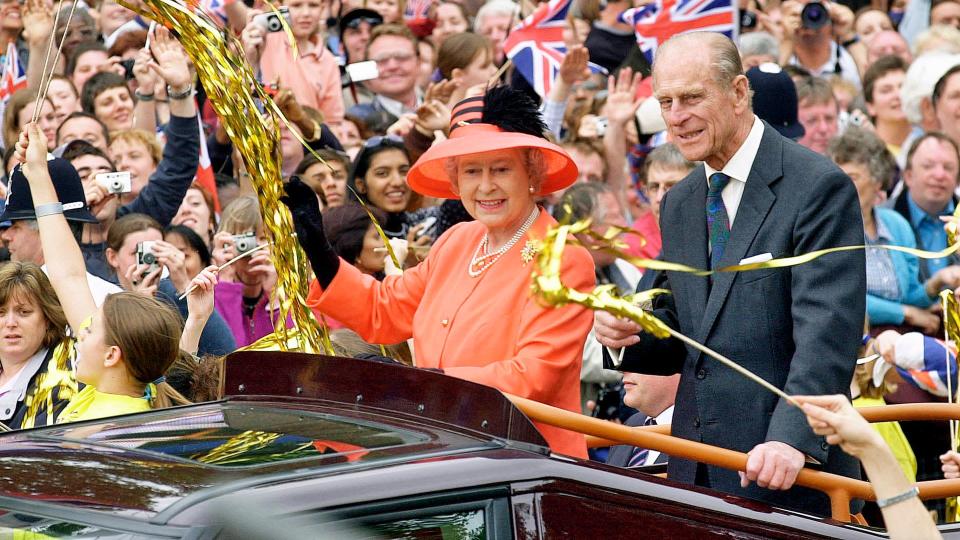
[620,0,737,63]
[0,43,27,105]
[503,0,606,98]
[404,0,432,21]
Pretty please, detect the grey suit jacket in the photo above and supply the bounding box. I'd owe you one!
[610,123,866,516]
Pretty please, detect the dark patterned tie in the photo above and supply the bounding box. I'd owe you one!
[707,172,732,269]
[626,417,658,467]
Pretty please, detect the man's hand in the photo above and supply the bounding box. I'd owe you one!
[594,310,643,349]
[740,440,805,490]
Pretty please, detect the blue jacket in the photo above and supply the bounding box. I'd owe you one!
[117,114,200,226]
[867,207,935,325]
[157,279,237,356]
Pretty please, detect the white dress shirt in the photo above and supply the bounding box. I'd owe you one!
[643,405,674,466]
[703,115,765,227]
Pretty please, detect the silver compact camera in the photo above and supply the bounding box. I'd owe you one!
[96,171,132,195]
[233,232,257,254]
[136,241,159,270]
[254,7,291,33]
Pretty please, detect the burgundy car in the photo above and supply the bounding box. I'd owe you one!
[0,351,954,539]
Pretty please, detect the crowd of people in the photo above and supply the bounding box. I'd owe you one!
[1,0,960,533]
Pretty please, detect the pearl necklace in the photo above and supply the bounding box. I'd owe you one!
[468,207,540,278]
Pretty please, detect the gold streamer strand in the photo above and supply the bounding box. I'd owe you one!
[943,290,959,452]
[580,221,960,277]
[21,339,78,428]
[123,0,331,353]
[531,221,799,407]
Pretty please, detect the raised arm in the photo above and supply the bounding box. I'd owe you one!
[15,123,96,331]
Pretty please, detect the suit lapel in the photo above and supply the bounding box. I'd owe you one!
[674,169,709,319]
[697,125,782,343]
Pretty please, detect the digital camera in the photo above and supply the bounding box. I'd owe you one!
[96,171,132,195]
[801,1,830,30]
[136,241,159,270]
[254,7,291,33]
[233,232,257,254]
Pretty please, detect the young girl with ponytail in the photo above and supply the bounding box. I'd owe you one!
[15,122,218,421]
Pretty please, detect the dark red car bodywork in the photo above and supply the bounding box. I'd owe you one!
[0,351,952,539]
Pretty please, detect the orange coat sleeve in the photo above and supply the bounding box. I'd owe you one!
[442,246,595,404]
[306,229,453,344]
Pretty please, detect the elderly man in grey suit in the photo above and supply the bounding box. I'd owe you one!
[595,32,866,516]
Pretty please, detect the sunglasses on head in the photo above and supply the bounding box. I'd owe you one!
[362,134,403,149]
[345,16,380,30]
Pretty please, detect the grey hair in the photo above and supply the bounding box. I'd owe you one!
[827,126,894,187]
[444,148,547,194]
[655,32,745,91]
[914,24,960,56]
[474,0,519,30]
[551,182,615,224]
[739,32,780,61]
[643,143,696,179]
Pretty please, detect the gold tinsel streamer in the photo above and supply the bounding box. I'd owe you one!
[126,0,331,354]
[532,220,798,405]
[20,339,78,429]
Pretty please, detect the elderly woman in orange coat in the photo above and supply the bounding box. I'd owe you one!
[282,86,595,458]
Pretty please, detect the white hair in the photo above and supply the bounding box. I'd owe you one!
[474,0,519,31]
[739,32,780,60]
[901,52,960,124]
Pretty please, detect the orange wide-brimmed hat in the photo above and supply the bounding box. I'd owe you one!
[407,88,579,200]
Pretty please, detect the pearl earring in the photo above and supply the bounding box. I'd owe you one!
[529,186,535,194]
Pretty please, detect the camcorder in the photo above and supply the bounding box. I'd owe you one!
[96,171,132,195]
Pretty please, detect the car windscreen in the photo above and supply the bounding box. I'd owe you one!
[36,403,432,469]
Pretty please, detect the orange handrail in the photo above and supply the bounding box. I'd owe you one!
[505,394,960,522]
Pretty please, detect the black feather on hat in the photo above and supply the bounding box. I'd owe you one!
[479,85,548,139]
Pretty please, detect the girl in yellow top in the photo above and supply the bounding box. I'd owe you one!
[15,118,218,423]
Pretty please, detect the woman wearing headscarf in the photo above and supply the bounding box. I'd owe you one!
[284,86,595,457]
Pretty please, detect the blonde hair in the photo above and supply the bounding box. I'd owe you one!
[110,129,162,165]
[330,329,413,366]
[217,195,261,235]
[102,292,190,408]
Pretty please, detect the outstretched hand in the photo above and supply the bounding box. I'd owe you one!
[14,122,49,181]
[793,394,883,459]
